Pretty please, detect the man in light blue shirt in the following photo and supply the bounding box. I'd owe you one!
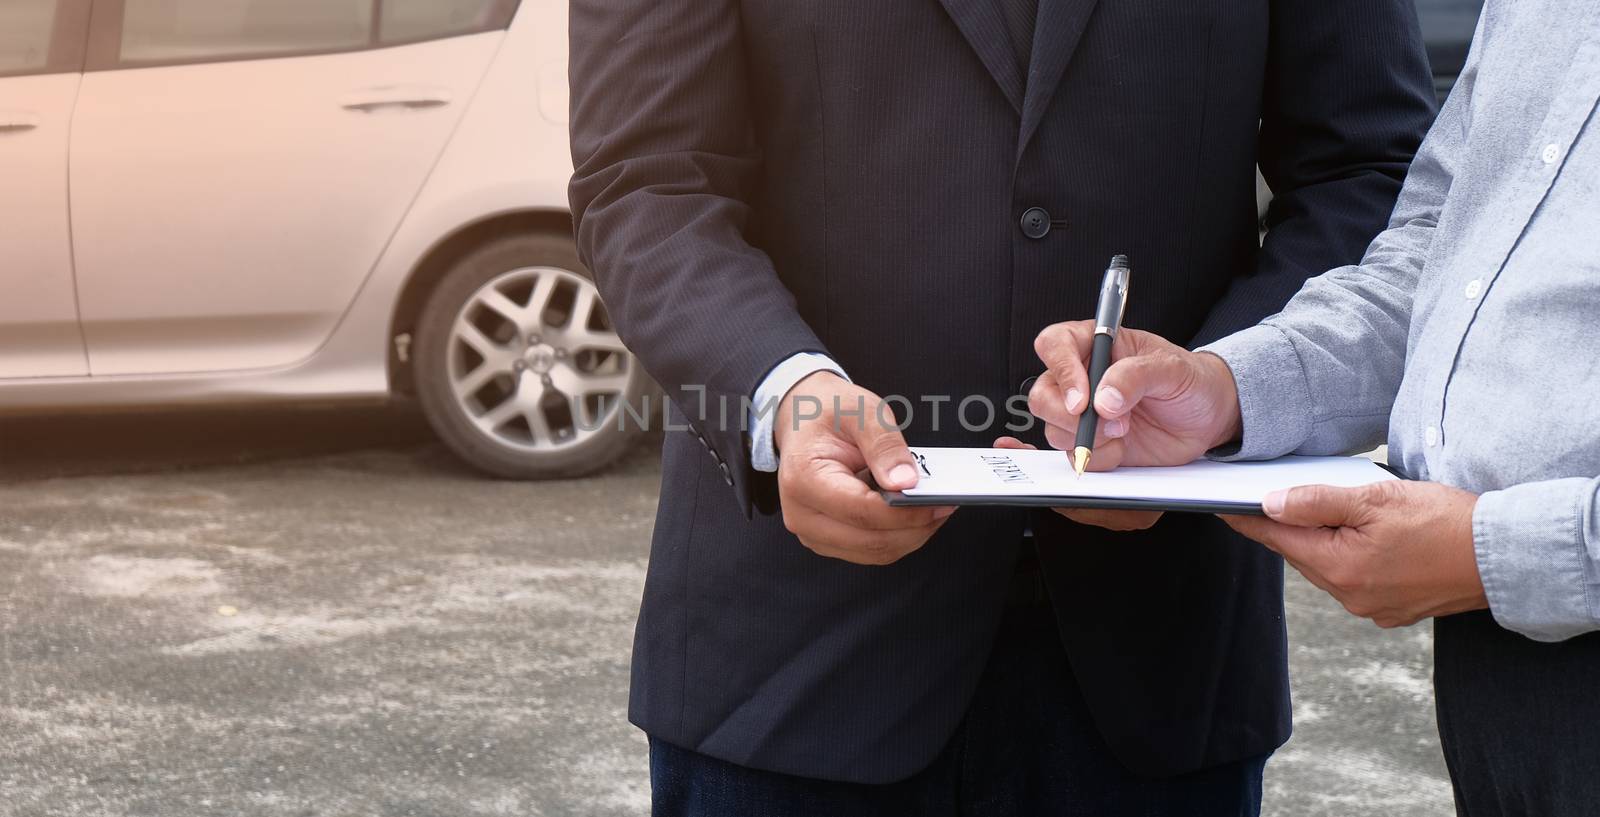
[1022,2,1600,811]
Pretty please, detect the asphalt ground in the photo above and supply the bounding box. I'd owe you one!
[0,407,1452,816]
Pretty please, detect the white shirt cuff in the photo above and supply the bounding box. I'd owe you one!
[749,353,849,473]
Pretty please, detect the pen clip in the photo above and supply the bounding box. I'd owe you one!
[1114,271,1130,330]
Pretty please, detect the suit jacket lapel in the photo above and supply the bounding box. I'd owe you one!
[1018,0,1100,156]
[936,0,1025,115]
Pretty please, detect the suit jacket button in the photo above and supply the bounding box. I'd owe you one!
[1020,207,1051,240]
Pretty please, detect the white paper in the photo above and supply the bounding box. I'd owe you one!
[898,447,1396,508]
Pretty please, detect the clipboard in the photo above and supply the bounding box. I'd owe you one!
[884,491,1276,516]
[878,447,1400,516]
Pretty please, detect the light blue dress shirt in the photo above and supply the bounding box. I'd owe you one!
[750,353,849,472]
[1203,0,1600,642]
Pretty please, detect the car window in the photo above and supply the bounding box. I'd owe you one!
[0,0,57,74]
[1414,0,1485,44]
[119,0,374,64]
[1413,0,1482,12]
[380,0,504,45]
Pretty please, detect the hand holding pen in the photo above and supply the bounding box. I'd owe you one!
[1021,260,1243,474]
[998,267,1243,530]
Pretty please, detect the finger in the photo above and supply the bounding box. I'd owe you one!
[1041,422,1123,455]
[1220,513,1280,547]
[1033,322,1096,415]
[1221,513,1335,568]
[1092,352,1194,421]
[787,502,947,553]
[1044,422,1125,469]
[1218,517,1352,601]
[1270,545,1340,600]
[1081,438,1126,471]
[1059,508,1163,531]
[993,437,1038,450]
[844,398,920,491]
[1262,484,1367,528]
[1221,515,1307,576]
[786,502,952,565]
[1028,371,1077,429]
[783,458,953,531]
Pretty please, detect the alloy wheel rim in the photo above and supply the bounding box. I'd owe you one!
[447,266,633,453]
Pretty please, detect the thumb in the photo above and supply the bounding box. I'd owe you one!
[1263,484,1364,528]
[848,402,919,491]
[1093,352,1194,420]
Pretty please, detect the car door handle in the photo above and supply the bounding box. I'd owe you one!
[340,87,453,114]
[0,112,40,133]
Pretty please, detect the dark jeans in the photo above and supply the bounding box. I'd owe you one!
[1435,610,1600,816]
[650,592,1267,817]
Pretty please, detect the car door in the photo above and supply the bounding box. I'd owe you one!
[0,0,92,378]
[69,0,516,376]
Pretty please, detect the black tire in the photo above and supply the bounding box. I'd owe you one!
[413,232,648,479]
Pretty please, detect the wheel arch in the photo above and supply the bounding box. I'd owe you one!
[387,208,576,394]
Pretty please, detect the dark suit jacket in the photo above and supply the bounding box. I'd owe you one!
[569,0,1434,784]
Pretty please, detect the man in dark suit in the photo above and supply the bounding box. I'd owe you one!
[568,0,1435,813]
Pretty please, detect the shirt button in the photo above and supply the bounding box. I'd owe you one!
[1425,425,1439,447]
[1020,207,1052,240]
[1542,143,1561,165]
[1463,279,1482,299]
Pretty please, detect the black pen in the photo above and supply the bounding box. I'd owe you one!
[1074,255,1132,478]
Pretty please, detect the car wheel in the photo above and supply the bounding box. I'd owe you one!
[414,233,648,479]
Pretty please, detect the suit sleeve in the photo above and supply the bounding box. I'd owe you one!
[1187,0,1439,346]
[1202,11,1481,461]
[568,0,829,516]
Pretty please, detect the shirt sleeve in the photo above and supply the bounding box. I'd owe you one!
[1200,10,1483,462]
[1474,477,1600,642]
[749,353,850,473]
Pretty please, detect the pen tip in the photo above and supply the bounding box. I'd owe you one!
[1073,447,1090,478]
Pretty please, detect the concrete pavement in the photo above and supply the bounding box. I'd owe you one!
[0,407,1451,816]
